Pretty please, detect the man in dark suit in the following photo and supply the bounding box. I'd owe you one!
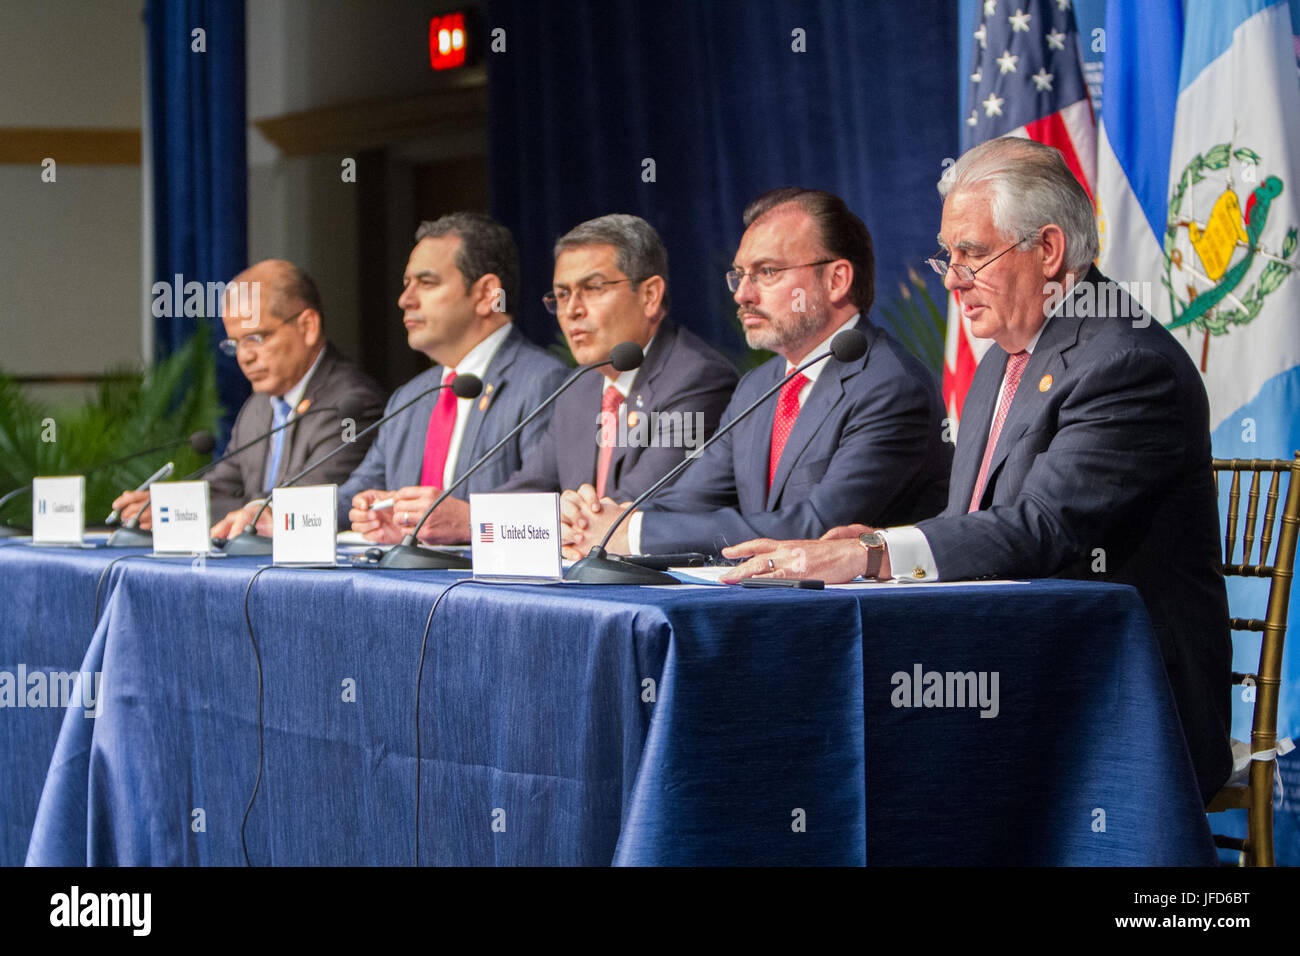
[111,259,387,534]
[562,189,950,559]
[343,213,569,542]
[495,213,738,501]
[722,139,1232,802]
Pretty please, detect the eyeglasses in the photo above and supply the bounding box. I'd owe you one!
[925,234,1037,283]
[217,310,304,357]
[725,259,835,293]
[542,278,637,315]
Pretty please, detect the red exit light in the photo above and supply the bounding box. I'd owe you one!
[429,13,468,70]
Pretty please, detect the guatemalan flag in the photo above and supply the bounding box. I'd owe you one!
[947,0,1096,430]
[1097,0,1300,864]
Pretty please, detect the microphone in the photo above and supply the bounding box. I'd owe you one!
[106,432,216,524]
[377,343,646,569]
[0,430,215,538]
[565,327,868,584]
[106,409,338,547]
[220,375,484,556]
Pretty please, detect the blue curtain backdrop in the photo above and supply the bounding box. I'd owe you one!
[487,0,958,364]
[145,0,248,443]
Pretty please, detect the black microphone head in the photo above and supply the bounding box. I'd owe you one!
[451,374,484,399]
[830,328,868,364]
[609,342,644,372]
[190,431,216,455]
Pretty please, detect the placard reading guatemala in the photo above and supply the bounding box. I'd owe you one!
[149,481,211,554]
[30,476,84,545]
[469,492,562,579]
[272,485,337,566]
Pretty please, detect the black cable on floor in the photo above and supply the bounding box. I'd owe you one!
[413,577,477,867]
[240,564,275,867]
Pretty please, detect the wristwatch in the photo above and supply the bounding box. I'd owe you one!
[857,531,886,579]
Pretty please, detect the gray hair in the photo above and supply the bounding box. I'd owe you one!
[938,137,1098,273]
[553,214,670,311]
[415,212,520,316]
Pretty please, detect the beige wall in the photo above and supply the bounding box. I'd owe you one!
[0,0,145,406]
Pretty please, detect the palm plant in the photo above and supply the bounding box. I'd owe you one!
[0,328,222,529]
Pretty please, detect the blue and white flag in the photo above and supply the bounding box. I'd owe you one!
[1098,0,1300,865]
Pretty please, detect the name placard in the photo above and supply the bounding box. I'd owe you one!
[31,476,84,545]
[469,492,561,579]
[272,485,337,566]
[150,481,211,554]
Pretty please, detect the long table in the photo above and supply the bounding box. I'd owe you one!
[1,540,1217,865]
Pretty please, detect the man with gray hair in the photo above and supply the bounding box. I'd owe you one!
[342,212,568,541]
[723,137,1232,804]
[492,212,738,505]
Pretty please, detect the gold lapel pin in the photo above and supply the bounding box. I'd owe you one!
[1038,374,1053,392]
[296,397,312,414]
[627,411,640,428]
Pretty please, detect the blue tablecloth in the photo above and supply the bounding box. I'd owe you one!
[1,541,1216,865]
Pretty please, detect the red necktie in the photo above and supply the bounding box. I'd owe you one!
[595,385,623,498]
[768,371,810,489]
[968,350,1030,511]
[419,370,458,488]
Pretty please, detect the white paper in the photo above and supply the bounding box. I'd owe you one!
[469,492,562,579]
[31,476,84,545]
[272,485,338,566]
[150,481,211,554]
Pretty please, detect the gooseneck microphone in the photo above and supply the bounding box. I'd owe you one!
[221,375,484,556]
[0,430,215,539]
[565,328,869,584]
[378,342,646,569]
[107,411,337,547]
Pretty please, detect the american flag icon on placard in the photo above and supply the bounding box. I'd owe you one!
[479,522,494,543]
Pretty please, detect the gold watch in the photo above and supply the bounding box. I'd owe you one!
[857,531,886,579]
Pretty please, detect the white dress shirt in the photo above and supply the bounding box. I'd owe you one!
[882,286,1074,580]
[439,322,512,489]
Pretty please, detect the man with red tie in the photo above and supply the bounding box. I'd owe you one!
[721,140,1231,803]
[341,213,568,542]
[561,188,950,559]
[492,214,738,510]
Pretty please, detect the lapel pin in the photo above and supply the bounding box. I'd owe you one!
[627,411,640,428]
[1038,374,1053,392]
[296,397,311,415]
[485,383,494,394]
[479,395,490,411]
[635,393,644,408]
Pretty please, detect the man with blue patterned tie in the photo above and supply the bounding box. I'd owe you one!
[111,259,387,535]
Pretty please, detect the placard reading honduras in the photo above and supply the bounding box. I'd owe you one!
[469,493,561,579]
[272,485,337,566]
[150,481,210,554]
[31,476,84,545]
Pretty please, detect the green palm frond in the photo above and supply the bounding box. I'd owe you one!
[0,326,222,528]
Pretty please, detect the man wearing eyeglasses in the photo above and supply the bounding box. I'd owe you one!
[560,188,950,559]
[110,259,387,534]
[721,139,1231,803]
[487,214,738,518]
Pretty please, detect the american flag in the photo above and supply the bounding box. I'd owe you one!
[945,0,1096,429]
[479,522,494,543]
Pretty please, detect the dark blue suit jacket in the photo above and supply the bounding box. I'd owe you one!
[337,326,568,523]
[916,267,1231,802]
[640,316,951,554]
[496,319,738,499]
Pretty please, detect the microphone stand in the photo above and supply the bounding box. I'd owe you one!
[378,347,645,569]
[107,411,335,548]
[222,380,480,556]
[565,330,868,585]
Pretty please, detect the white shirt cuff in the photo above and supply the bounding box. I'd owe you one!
[627,510,644,555]
[878,526,939,581]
